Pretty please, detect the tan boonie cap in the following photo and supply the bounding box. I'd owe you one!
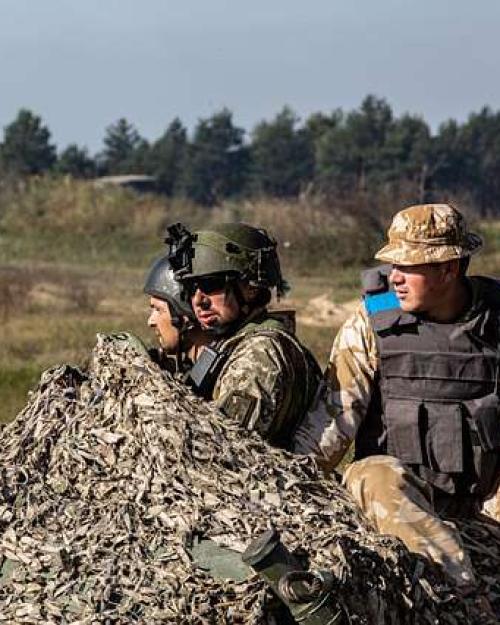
[375,203,483,265]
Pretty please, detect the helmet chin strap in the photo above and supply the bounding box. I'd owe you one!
[168,309,197,369]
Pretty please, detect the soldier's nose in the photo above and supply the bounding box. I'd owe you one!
[192,288,203,305]
[192,288,211,309]
[389,267,404,284]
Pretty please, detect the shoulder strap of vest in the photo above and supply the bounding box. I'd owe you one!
[220,319,314,368]
[219,321,322,407]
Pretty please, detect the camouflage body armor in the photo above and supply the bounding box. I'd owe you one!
[186,310,321,450]
[215,313,321,450]
[356,268,500,516]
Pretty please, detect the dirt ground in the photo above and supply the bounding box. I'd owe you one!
[294,292,358,327]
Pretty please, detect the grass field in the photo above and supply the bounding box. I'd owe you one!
[2,178,500,423]
[0,262,347,423]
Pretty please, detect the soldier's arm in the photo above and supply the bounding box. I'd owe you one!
[212,334,290,441]
[294,304,378,472]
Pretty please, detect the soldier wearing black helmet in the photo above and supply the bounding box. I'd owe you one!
[167,222,321,451]
[144,254,209,373]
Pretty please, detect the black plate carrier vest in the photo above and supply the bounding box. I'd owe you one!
[355,268,500,502]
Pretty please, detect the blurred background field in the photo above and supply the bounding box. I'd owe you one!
[1,178,500,423]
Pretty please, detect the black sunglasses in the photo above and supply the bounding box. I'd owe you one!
[185,275,230,296]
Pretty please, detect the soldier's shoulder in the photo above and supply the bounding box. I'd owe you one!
[340,301,372,332]
[333,300,377,355]
[229,325,292,360]
[224,323,315,375]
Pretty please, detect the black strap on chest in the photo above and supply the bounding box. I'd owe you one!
[184,344,228,399]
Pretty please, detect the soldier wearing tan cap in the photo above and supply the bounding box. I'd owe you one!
[295,203,500,589]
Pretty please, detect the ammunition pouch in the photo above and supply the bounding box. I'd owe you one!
[470,393,500,452]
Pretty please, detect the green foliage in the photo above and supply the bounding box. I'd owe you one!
[431,120,465,196]
[100,118,146,175]
[381,115,431,186]
[316,95,394,193]
[250,107,314,197]
[0,109,56,175]
[5,96,500,215]
[149,118,187,195]
[57,144,96,178]
[183,109,249,206]
[305,110,342,144]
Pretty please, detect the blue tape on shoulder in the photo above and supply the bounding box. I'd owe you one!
[364,291,400,316]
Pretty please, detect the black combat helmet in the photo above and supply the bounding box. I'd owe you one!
[144,254,195,327]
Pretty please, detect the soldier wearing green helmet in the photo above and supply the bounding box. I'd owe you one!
[296,204,500,597]
[167,221,321,450]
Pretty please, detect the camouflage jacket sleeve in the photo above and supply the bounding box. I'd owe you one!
[294,303,378,472]
[212,332,302,446]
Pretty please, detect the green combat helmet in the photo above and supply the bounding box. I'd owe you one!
[177,222,287,297]
[144,254,195,328]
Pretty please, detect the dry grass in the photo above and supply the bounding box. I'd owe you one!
[2,177,500,423]
[0,263,344,423]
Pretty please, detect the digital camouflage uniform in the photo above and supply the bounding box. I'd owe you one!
[295,204,500,587]
[212,311,320,450]
[173,222,321,451]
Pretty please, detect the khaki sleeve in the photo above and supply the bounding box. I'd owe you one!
[294,303,378,472]
[212,334,287,439]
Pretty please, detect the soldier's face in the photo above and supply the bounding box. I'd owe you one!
[389,263,450,314]
[190,282,241,330]
[147,296,180,352]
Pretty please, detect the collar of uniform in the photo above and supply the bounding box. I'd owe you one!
[371,308,417,334]
[452,277,478,322]
[211,307,270,348]
[412,277,474,324]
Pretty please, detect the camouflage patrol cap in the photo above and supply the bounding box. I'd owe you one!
[375,203,483,265]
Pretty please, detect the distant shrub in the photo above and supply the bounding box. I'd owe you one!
[0,267,35,321]
[0,175,490,276]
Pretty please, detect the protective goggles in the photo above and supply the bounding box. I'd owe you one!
[185,275,233,296]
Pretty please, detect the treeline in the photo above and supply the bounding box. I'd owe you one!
[1,95,500,213]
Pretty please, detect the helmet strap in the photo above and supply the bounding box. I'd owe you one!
[229,280,250,317]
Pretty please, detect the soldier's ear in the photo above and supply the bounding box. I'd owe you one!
[239,282,260,301]
[442,260,460,283]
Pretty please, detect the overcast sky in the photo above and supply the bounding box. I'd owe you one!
[1,0,499,153]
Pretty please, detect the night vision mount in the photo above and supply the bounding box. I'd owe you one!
[164,223,196,277]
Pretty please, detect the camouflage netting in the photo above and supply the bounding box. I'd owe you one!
[0,334,499,624]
